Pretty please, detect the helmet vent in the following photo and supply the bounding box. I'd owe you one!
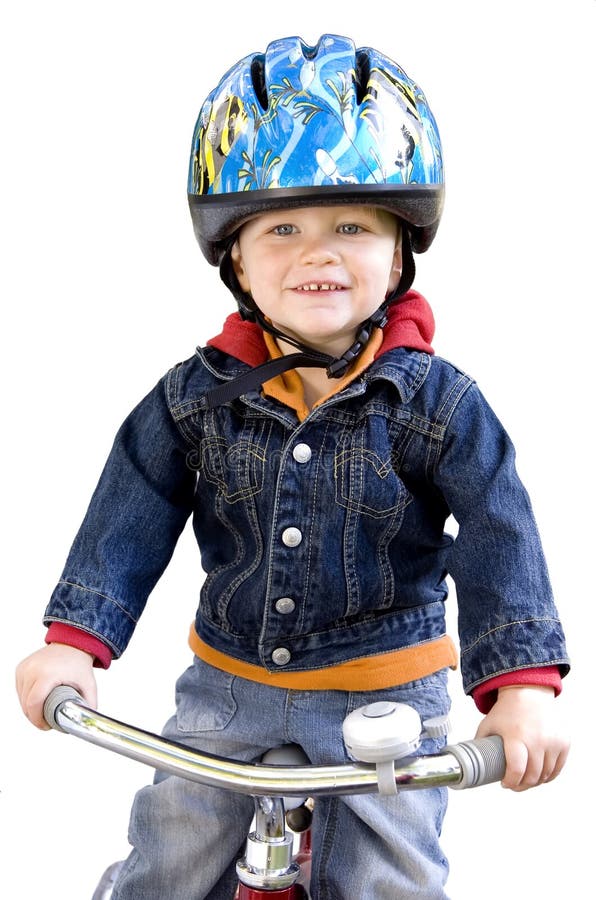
[354,51,371,104]
[250,55,269,110]
[301,41,318,60]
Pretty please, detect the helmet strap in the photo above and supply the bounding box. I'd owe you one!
[207,228,416,408]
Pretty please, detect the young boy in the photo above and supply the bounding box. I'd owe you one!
[16,34,569,899]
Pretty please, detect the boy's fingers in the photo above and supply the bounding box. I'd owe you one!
[503,739,568,791]
[503,739,552,791]
[24,678,60,729]
[501,738,530,790]
[15,645,97,731]
[539,746,561,784]
[25,676,96,730]
[543,743,570,784]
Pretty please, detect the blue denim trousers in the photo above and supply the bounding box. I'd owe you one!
[112,658,451,900]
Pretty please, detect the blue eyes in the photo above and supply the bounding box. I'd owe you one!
[273,224,296,235]
[272,223,363,236]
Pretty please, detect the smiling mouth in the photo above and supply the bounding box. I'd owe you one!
[295,283,346,292]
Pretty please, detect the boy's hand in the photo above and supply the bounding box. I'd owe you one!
[475,684,569,791]
[16,643,97,731]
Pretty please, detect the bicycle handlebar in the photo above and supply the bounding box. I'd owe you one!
[43,686,505,796]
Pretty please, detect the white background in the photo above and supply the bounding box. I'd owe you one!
[2,1,594,896]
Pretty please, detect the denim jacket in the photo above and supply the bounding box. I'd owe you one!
[44,344,569,695]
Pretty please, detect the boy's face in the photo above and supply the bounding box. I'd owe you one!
[231,205,402,355]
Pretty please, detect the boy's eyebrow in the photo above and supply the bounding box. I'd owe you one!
[264,206,387,221]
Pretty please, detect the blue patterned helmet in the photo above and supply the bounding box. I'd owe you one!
[188,34,444,266]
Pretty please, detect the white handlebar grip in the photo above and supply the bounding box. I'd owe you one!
[447,736,506,789]
[43,685,85,731]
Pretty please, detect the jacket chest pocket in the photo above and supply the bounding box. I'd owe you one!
[201,435,268,503]
[334,447,412,519]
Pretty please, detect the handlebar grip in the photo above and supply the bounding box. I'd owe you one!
[43,685,85,731]
[447,735,506,789]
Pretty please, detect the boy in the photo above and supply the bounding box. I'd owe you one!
[16,34,569,899]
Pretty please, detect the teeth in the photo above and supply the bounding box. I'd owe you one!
[297,283,341,291]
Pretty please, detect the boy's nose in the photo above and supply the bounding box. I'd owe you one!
[300,237,341,265]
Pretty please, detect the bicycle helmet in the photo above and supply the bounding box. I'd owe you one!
[187,34,444,402]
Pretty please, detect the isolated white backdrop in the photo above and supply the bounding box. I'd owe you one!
[2,1,593,897]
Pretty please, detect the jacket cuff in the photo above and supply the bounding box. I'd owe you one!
[472,666,563,714]
[45,622,113,669]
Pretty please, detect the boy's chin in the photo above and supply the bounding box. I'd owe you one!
[295,333,358,358]
[272,317,360,356]
[284,321,357,346]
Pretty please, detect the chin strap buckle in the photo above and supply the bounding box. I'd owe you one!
[326,307,388,379]
[326,356,351,378]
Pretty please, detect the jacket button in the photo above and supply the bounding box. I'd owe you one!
[292,443,312,463]
[275,597,296,614]
[282,527,302,547]
[272,647,291,666]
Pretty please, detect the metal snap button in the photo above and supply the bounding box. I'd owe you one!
[292,443,312,464]
[272,647,291,666]
[281,527,302,547]
[275,597,296,615]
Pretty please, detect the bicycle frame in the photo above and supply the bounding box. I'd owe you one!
[44,686,505,899]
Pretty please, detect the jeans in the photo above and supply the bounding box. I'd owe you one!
[112,657,451,900]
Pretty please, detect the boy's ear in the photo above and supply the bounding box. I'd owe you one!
[231,241,250,293]
[388,237,403,293]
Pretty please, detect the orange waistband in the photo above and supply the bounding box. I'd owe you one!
[188,627,458,692]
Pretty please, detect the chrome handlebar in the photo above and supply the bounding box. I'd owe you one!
[44,685,505,796]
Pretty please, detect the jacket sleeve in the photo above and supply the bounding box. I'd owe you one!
[43,376,197,658]
[432,381,569,695]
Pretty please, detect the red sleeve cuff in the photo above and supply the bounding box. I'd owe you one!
[45,622,113,669]
[472,666,563,714]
